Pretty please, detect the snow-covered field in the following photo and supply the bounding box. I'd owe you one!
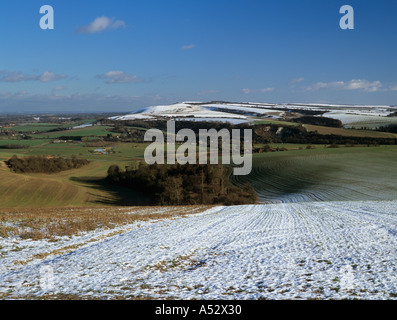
[1,201,397,300]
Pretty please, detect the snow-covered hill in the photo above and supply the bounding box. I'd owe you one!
[110,101,397,128]
[109,102,250,122]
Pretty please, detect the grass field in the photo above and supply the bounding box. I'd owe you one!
[0,160,150,209]
[10,123,69,133]
[303,124,397,139]
[2,142,397,208]
[0,142,151,209]
[33,125,115,138]
[232,145,397,203]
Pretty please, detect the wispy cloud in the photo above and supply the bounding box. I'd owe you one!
[96,71,145,84]
[0,70,67,83]
[242,87,275,94]
[305,79,383,92]
[290,77,304,84]
[181,44,195,50]
[76,16,126,34]
[0,70,32,82]
[37,72,68,83]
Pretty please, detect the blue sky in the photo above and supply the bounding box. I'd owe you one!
[1,0,397,112]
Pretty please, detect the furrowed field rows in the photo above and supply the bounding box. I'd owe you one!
[0,201,396,300]
[233,147,397,203]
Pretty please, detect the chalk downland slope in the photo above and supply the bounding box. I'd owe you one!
[232,146,397,203]
[110,101,397,129]
[1,201,396,300]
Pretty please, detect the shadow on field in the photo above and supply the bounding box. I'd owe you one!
[69,176,153,206]
[231,159,344,203]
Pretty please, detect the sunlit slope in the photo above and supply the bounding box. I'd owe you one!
[0,161,149,208]
[232,146,397,203]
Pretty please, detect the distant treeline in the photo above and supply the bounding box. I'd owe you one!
[6,155,90,174]
[253,124,397,145]
[56,136,84,141]
[0,144,29,149]
[376,124,397,134]
[280,130,397,146]
[291,116,343,128]
[107,163,257,206]
[46,127,72,133]
[104,119,246,133]
[103,119,397,146]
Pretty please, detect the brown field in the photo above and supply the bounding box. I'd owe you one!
[0,205,212,241]
[303,124,397,138]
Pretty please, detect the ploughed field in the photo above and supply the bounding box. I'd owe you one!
[1,202,396,300]
[233,146,397,203]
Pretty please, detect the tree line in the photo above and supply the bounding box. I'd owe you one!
[291,116,343,128]
[6,155,90,174]
[103,119,397,146]
[0,144,29,149]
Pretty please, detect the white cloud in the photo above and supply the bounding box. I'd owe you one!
[181,44,195,50]
[290,77,304,84]
[37,71,67,83]
[242,87,275,94]
[306,79,383,92]
[96,71,145,84]
[76,16,126,34]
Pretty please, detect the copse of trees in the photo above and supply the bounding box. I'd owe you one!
[0,144,29,149]
[291,116,343,128]
[56,136,85,141]
[6,155,90,174]
[377,124,397,134]
[107,162,257,206]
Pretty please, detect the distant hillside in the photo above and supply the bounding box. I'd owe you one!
[110,101,397,129]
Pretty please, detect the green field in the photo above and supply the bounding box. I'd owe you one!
[33,125,115,138]
[2,141,397,207]
[0,140,151,209]
[232,145,397,203]
[2,115,397,209]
